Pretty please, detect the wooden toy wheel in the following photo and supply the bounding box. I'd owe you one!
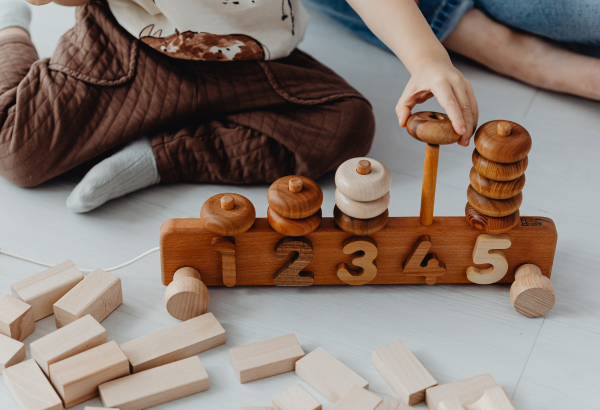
[164,267,209,321]
[474,121,531,163]
[510,264,555,317]
[200,193,256,236]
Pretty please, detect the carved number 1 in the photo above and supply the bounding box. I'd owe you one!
[274,237,314,286]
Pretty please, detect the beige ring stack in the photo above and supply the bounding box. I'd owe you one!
[334,157,392,235]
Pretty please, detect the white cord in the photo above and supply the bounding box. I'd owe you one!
[0,247,160,273]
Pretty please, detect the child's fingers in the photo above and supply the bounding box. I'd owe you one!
[432,82,467,137]
[452,86,475,147]
[466,82,479,130]
[396,89,433,127]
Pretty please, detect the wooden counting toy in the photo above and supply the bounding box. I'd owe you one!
[158,112,559,318]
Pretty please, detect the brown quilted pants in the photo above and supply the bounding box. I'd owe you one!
[0,1,374,188]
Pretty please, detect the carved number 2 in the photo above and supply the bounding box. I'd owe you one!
[467,234,512,284]
[273,237,314,286]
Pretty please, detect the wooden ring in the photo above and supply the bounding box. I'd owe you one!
[268,175,323,219]
[474,120,531,163]
[406,111,461,145]
[467,185,522,217]
[470,167,525,200]
[335,157,391,201]
[335,189,390,219]
[472,149,527,181]
[267,207,322,236]
[465,202,519,234]
[200,193,256,236]
[334,205,388,235]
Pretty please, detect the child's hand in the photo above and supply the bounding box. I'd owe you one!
[397,57,478,146]
[25,0,90,6]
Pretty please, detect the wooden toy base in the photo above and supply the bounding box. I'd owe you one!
[160,216,556,287]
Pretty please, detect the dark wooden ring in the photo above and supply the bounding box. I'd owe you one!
[267,175,323,219]
[467,185,522,217]
[465,202,520,234]
[267,207,322,236]
[472,149,528,181]
[474,120,531,163]
[470,167,525,200]
[200,193,256,236]
[333,206,389,236]
[406,111,461,145]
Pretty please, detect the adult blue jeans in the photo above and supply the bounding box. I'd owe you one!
[304,0,600,55]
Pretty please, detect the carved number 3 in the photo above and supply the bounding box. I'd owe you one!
[274,237,314,286]
[467,234,512,284]
[337,236,378,286]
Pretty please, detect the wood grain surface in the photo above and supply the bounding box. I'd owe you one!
[333,206,388,235]
[267,207,322,236]
[467,185,522,217]
[406,112,461,145]
[200,193,256,236]
[469,168,525,200]
[267,176,323,219]
[465,203,520,234]
[472,149,527,181]
[160,216,557,286]
[420,143,440,226]
[335,189,390,220]
[335,157,391,201]
[474,121,531,163]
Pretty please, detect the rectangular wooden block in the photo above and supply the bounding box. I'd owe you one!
[0,294,35,341]
[230,333,305,383]
[120,312,226,373]
[373,340,437,405]
[3,359,63,410]
[49,340,130,408]
[376,396,413,410]
[0,333,25,371]
[160,216,557,286]
[12,260,84,321]
[53,269,122,329]
[31,314,108,376]
[295,347,369,403]
[272,384,321,410]
[99,356,209,410]
[330,385,383,410]
[465,386,515,410]
[425,374,498,410]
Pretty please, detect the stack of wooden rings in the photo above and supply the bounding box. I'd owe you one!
[164,193,256,321]
[466,120,531,234]
[334,157,392,235]
[267,176,323,236]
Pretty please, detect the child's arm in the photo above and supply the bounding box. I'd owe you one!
[347,0,478,145]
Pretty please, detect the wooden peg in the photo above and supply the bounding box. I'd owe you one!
[337,236,378,286]
[3,359,63,410]
[357,160,372,175]
[373,340,437,406]
[164,267,209,321]
[212,236,236,287]
[510,264,555,318]
[466,234,512,285]
[0,334,25,371]
[331,385,382,410]
[496,122,512,136]
[273,384,321,410]
[402,236,447,285]
[465,203,519,234]
[376,396,412,410]
[0,295,35,341]
[425,374,498,410]
[469,168,525,200]
[221,195,235,210]
[421,143,439,226]
[289,177,303,193]
[274,237,314,286]
[465,386,516,410]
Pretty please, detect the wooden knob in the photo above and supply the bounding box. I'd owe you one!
[510,264,555,318]
[356,160,372,175]
[288,177,303,193]
[164,267,209,321]
[268,175,323,219]
[497,121,512,136]
[469,167,525,200]
[406,111,461,145]
[221,195,234,210]
[474,120,531,163]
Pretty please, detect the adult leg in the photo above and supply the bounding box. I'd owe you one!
[444,8,600,100]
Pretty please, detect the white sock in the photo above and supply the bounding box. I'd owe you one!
[67,137,160,213]
[0,0,31,33]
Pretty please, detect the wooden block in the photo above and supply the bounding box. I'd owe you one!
[402,236,447,285]
[53,269,122,328]
[373,340,437,406]
[84,407,119,410]
[0,333,25,371]
[466,234,512,285]
[31,314,107,376]
[376,396,413,410]
[425,374,498,410]
[99,356,209,410]
[274,237,314,286]
[160,217,557,287]
[335,189,390,220]
[120,312,226,373]
[0,294,35,341]
[336,236,378,286]
[230,334,305,383]
[49,340,130,408]
[272,384,321,410]
[439,398,466,410]
[295,347,368,403]
[3,359,63,410]
[465,387,516,410]
[11,260,84,321]
[331,385,382,410]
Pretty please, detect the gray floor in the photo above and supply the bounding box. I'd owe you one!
[1,3,599,409]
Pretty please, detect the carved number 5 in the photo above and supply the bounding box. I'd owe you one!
[337,237,378,286]
[467,234,512,284]
[274,237,314,286]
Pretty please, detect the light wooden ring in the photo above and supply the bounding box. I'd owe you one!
[472,149,528,181]
[267,207,322,236]
[335,189,390,219]
[335,157,391,201]
[510,264,555,318]
[465,202,519,234]
[474,120,531,163]
[470,167,525,200]
[268,175,323,219]
[334,205,388,235]
[164,267,209,321]
[406,111,461,145]
[200,193,256,236]
[467,185,522,217]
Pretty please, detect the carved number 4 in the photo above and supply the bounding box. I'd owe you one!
[467,234,512,284]
[273,237,314,286]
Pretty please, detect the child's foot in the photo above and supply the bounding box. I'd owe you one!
[66,137,160,213]
[0,0,31,36]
